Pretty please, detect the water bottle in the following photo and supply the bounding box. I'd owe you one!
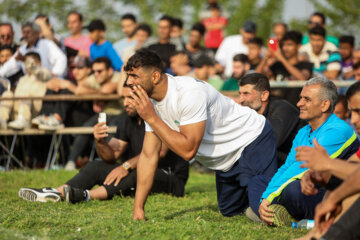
[292,219,315,229]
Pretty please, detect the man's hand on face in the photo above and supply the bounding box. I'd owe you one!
[129,85,157,123]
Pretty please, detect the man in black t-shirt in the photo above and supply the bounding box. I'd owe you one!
[256,31,313,106]
[18,87,189,203]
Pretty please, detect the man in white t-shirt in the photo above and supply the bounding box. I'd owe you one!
[124,49,278,220]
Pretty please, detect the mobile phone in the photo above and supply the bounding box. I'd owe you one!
[268,38,278,51]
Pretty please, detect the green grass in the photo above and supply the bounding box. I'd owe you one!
[0,169,307,239]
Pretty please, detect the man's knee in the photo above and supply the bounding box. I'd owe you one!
[281,180,303,202]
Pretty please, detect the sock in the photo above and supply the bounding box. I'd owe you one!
[84,190,90,202]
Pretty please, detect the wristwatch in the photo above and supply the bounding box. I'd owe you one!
[122,162,131,171]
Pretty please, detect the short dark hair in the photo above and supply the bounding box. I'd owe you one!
[309,26,326,38]
[21,21,41,33]
[67,11,83,22]
[87,19,106,32]
[159,15,173,27]
[239,73,270,92]
[124,48,165,73]
[191,22,206,36]
[281,30,303,45]
[353,62,360,71]
[248,37,263,47]
[134,23,152,37]
[193,54,214,68]
[0,22,14,32]
[346,81,360,101]
[233,53,250,64]
[92,57,112,69]
[311,12,326,25]
[336,94,348,111]
[35,14,50,25]
[0,44,15,54]
[209,2,220,10]
[171,17,183,29]
[339,35,355,47]
[25,51,41,62]
[122,13,137,23]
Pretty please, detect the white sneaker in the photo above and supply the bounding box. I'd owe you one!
[18,187,61,202]
[0,118,7,129]
[38,115,64,131]
[31,114,46,127]
[64,161,76,171]
[8,118,29,130]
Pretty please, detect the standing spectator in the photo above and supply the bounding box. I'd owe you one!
[35,14,65,50]
[87,19,123,72]
[194,55,224,91]
[215,20,256,77]
[339,35,355,80]
[113,14,138,60]
[145,15,177,70]
[64,11,93,57]
[221,54,250,91]
[302,12,339,47]
[0,23,18,52]
[198,0,229,21]
[299,26,341,80]
[170,17,186,50]
[0,45,23,90]
[272,22,287,41]
[203,3,227,53]
[185,23,214,66]
[247,37,263,70]
[122,23,152,61]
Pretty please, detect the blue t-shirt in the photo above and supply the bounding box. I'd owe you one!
[90,40,123,71]
[262,113,359,203]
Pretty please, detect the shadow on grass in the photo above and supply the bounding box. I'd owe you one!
[164,204,219,220]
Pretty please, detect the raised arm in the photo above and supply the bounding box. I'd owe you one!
[133,131,162,220]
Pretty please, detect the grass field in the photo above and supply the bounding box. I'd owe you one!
[0,169,307,239]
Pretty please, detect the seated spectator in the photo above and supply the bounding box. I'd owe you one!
[246,77,359,226]
[170,17,186,49]
[215,20,257,77]
[113,14,138,60]
[62,57,122,171]
[64,11,93,57]
[122,23,152,61]
[334,94,349,121]
[194,55,223,91]
[144,15,178,70]
[185,22,214,65]
[18,87,189,203]
[272,22,287,41]
[0,52,52,130]
[0,22,18,52]
[302,12,339,47]
[86,19,123,72]
[299,26,341,80]
[248,37,263,70]
[0,45,23,90]
[295,81,360,240]
[239,73,305,166]
[256,30,313,106]
[0,21,67,78]
[221,53,250,91]
[339,35,355,80]
[169,51,193,77]
[203,2,227,53]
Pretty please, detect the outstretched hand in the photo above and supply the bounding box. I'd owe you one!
[295,139,331,172]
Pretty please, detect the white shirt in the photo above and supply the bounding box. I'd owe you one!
[215,35,249,77]
[0,38,67,78]
[145,74,266,171]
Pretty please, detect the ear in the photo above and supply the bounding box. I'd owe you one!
[108,67,114,76]
[260,90,270,102]
[321,99,331,113]
[152,71,161,84]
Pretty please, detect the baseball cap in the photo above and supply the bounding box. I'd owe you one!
[84,19,106,32]
[72,55,91,68]
[243,20,256,33]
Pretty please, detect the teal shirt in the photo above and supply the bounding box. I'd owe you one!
[221,77,239,91]
[302,35,339,48]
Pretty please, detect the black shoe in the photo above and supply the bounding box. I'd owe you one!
[63,185,86,204]
[18,187,61,202]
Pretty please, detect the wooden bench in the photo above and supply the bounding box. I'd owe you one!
[0,126,117,171]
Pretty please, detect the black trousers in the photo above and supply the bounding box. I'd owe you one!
[66,161,186,199]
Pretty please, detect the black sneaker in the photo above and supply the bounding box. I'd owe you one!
[18,187,61,202]
[63,185,87,204]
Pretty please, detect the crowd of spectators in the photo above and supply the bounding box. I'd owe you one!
[2,1,360,238]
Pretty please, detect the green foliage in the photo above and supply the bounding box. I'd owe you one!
[0,169,307,239]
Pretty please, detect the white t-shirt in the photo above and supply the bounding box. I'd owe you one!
[215,35,249,78]
[145,74,266,171]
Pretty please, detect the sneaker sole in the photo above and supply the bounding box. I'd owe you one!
[245,207,262,223]
[268,204,295,227]
[64,185,70,203]
[18,188,60,202]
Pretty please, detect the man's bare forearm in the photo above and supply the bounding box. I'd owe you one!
[95,139,116,163]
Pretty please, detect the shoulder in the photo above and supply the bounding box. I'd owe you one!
[222,35,240,43]
[319,114,354,140]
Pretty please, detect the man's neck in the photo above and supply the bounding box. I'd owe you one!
[258,101,268,115]
[96,38,106,45]
[27,38,39,48]
[287,55,299,65]
[186,43,200,52]
[159,38,170,44]
[308,113,331,132]
[251,56,261,65]
[151,74,168,102]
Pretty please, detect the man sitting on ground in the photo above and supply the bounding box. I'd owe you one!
[247,77,359,226]
[18,86,189,203]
